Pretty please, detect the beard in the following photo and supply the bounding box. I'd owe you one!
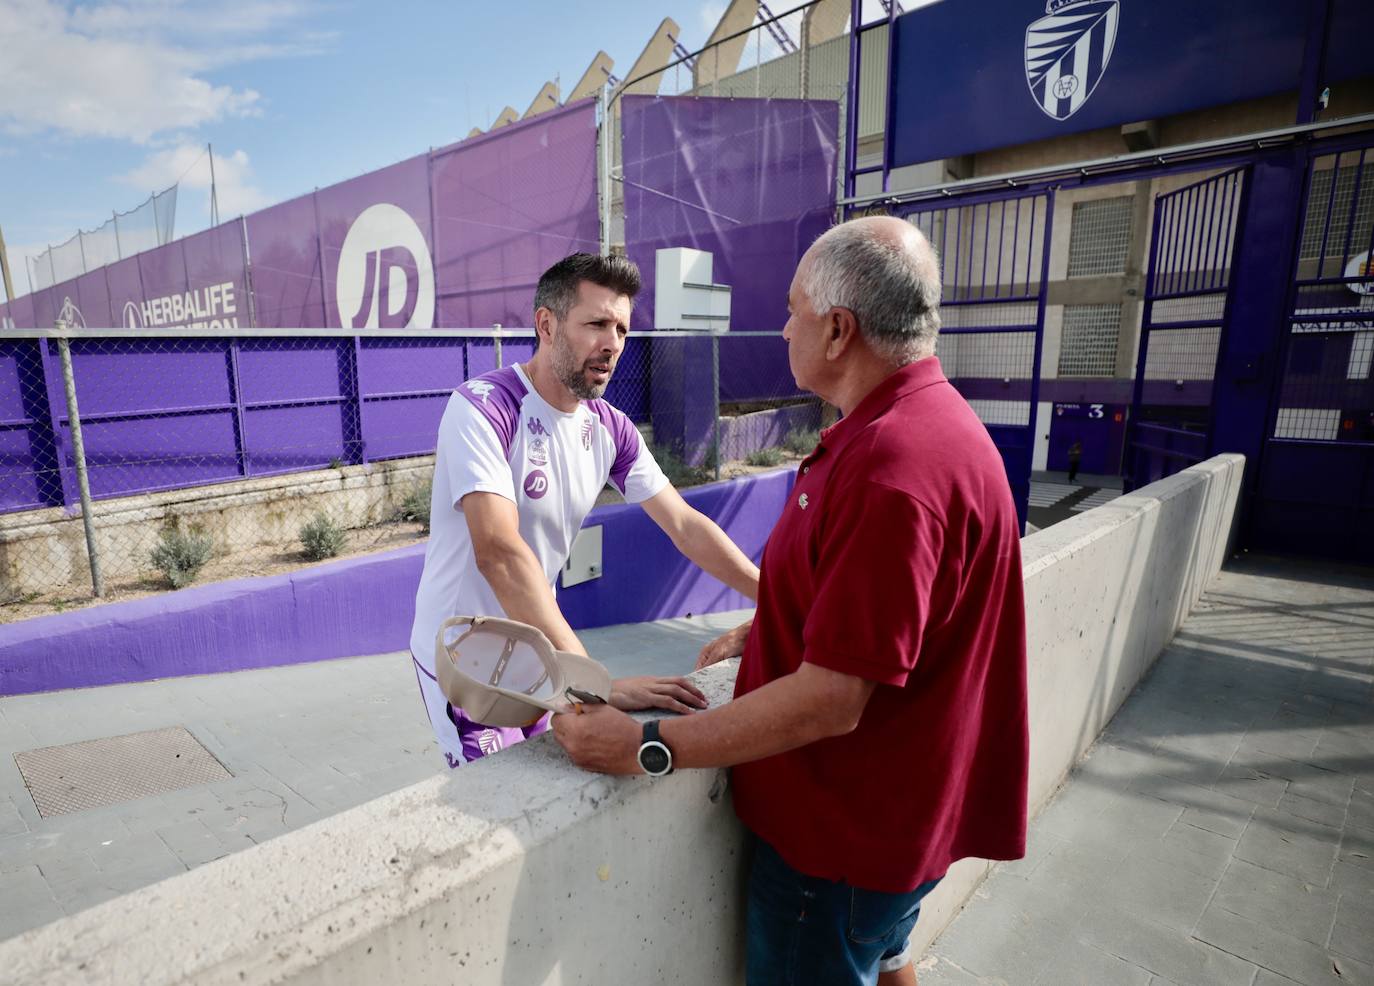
[551,331,615,400]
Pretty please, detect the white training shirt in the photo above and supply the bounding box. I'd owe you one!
[409,363,669,670]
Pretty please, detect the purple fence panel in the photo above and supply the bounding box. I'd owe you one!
[244,193,326,329]
[73,269,114,328]
[0,341,58,511]
[7,294,35,330]
[105,255,144,330]
[178,223,251,329]
[31,287,59,331]
[621,95,838,402]
[317,154,433,330]
[430,101,600,328]
[59,339,239,498]
[236,338,350,472]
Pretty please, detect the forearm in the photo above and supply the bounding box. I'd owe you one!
[658,668,852,769]
[477,546,586,655]
[676,515,760,600]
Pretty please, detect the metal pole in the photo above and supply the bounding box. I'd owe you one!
[112,211,123,259]
[599,84,612,255]
[493,323,503,368]
[712,333,721,482]
[0,223,16,303]
[56,333,103,597]
[208,142,220,226]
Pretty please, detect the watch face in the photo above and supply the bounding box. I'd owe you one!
[639,742,671,775]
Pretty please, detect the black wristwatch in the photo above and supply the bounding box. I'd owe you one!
[637,720,674,776]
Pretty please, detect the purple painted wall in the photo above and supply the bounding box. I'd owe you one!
[0,467,795,696]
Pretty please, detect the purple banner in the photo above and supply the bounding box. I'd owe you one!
[431,100,600,328]
[244,192,326,329]
[318,154,433,330]
[621,95,838,402]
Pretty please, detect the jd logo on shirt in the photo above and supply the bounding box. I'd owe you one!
[524,470,549,499]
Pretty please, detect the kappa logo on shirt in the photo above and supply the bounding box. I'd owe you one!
[466,380,495,403]
[527,416,549,437]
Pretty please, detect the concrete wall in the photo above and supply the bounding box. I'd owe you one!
[0,457,433,600]
[0,455,1245,984]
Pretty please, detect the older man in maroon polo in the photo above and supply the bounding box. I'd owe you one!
[553,215,1029,986]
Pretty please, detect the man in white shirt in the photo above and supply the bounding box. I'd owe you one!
[411,253,761,768]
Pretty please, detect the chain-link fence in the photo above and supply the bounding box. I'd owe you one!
[0,325,810,620]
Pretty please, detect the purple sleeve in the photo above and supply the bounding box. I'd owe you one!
[588,399,642,494]
[455,366,527,459]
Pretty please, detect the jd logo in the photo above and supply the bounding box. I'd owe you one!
[1025,0,1119,122]
[336,203,435,329]
[523,470,549,499]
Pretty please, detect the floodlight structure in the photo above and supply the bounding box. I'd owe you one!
[523,82,561,120]
[567,51,616,104]
[693,0,759,88]
[618,18,682,96]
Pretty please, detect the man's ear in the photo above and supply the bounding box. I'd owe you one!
[534,307,555,346]
[826,307,860,361]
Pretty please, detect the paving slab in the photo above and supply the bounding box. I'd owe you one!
[923,557,1374,986]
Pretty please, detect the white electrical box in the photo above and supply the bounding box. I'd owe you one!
[654,247,731,332]
[560,525,604,589]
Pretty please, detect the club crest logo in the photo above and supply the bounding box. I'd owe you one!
[1025,0,1119,122]
[580,418,593,451]
[58,296,87,329]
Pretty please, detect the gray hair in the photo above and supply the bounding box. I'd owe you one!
[800,221,942,365]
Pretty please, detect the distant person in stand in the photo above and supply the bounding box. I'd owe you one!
[1067,439,1084,483]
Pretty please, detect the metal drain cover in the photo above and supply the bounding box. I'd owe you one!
[14,726,232,817]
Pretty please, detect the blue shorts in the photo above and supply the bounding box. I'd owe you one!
[745,837,941,986]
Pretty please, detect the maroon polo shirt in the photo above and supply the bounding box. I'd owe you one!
[732,356,1028,893]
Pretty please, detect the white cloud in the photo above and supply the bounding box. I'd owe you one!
[120,142,271,222]
[0,0,327,144]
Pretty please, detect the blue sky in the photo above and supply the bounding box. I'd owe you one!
[0,0,782,299]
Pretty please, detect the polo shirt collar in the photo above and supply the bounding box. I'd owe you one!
[818,356,948,454]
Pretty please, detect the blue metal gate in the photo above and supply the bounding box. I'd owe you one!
[900,190,1053,531]
[1251,140,1374,559]
[1126,168,1247,489]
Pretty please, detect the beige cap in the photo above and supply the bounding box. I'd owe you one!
[434,615,613,727]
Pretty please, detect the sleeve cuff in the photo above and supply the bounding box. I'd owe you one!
[804,646,910,688]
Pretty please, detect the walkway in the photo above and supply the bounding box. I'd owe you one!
[0,609,748,940]
[920,557,1374,986]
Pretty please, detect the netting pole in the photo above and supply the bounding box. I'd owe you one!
[712,332,721,482]
[599,84,612,256]
[493,323,503,368]
[56,331,103,597]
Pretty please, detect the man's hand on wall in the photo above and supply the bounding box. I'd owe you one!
[609,676,707,714]
[552,704,643,774]
[695,620,752,671]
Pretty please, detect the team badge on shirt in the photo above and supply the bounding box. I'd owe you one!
[798,493,809,510]
[580,418,593,451]
[528,437,549,467]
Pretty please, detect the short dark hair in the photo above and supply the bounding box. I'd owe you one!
[533,253,642,323]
